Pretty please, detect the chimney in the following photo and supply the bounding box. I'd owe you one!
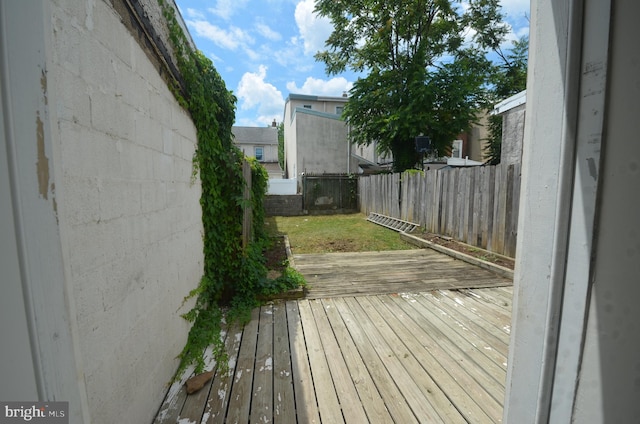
[342,91,348,97]
[272,119,277,127]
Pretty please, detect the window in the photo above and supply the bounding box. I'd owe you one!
[451,140,463,158]
[336,106,344,115]
[303,104,312,109]
[255,147,264,161]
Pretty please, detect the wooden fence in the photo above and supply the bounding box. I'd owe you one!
[359,164,521,257]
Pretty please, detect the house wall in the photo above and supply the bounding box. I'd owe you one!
[293,109,357,177]
[500,104,525,166]
[283,101,298,179]
[1,1,202,422]
[237,143,278,162]
[283,94,350,183]
[284,94,347,122]
[505,0,640,422]
[467,113,489,162]
[572,1,640,421]
[232,126,279,163]
[355,141,393,169]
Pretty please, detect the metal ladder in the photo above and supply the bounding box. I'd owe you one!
[367,213,420,233]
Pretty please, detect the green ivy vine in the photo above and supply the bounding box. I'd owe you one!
[157,0,302,377]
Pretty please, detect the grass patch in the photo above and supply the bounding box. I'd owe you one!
[265,213,416,254]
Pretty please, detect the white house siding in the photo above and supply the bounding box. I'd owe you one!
[505,0,640,423]
[1,1,202,422]
[232,126,279,163]
[572,0,640,421]
[283,100,298,179]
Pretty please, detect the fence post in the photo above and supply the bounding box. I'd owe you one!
[242,159,252,249]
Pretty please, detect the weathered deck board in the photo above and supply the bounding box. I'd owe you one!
[369,294,495,423]
[320,298,395,424]
[205,324,243,423]
[352,295,467,423]
[250,304,274,423]
[285,301,320,424]
[327,297,420,424]
[153,248,513,424]
[385,293,505,421]
[308,299,370,423]
[296,249,511,299]
[297,299,346,423]
[272,303,296,423]
[225,307,259,423]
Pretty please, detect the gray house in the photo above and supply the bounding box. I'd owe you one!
[492,90,526,166]
[282,93,391,189]
[283,94,354,183]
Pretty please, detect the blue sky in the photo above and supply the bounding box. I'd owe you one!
[174,0,530,127]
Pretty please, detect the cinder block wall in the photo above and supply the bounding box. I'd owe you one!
[49,1,202,422]
[265,195,304,216]
[501,103,526,166]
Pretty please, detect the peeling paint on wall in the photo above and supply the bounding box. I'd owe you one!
[586,157,598,181]
[40,69,48,105]
[36,111,49,200]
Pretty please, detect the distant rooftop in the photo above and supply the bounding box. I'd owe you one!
[492,90,526,115]
[286,93,349,103]
[232,126,278,145]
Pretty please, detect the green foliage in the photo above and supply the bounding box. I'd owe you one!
[315,0,508,172]
[485,36,528,164]
[260,266,307,297]
[277,122,285,172]
[490,36,529,100]
[158,0,298,378]
[484,113,503,165]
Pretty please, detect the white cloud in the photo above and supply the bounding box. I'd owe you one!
[186,20,254,51]
[209,0,249,21]
[237,66,285,126]
[272,37,312,72]
[185,8,205,20]
[286,76,353,96]
[294,0,333,56]
[500,0,530,21]
[255,22,282,41]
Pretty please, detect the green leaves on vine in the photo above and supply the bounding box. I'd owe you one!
[158,0,272,376]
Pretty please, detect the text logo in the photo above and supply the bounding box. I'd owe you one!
[0,402,68,424]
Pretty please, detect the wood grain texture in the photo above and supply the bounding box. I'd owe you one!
[153,249,513,423]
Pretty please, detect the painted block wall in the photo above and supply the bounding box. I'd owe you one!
[48,1,202,422]
[294,111,356,176]
[500,104,525,166]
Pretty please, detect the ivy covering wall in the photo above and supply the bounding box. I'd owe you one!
[158,0,275,374]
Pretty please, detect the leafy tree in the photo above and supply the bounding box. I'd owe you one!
[315,0,508,172]
[484,35,528,164]
[277,122,285,171]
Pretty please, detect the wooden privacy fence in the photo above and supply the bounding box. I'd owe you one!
[302,174,358,213]
[359,164,521,257]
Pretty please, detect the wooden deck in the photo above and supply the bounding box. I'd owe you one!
[295,249,511,299]
[154,250,513,423]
